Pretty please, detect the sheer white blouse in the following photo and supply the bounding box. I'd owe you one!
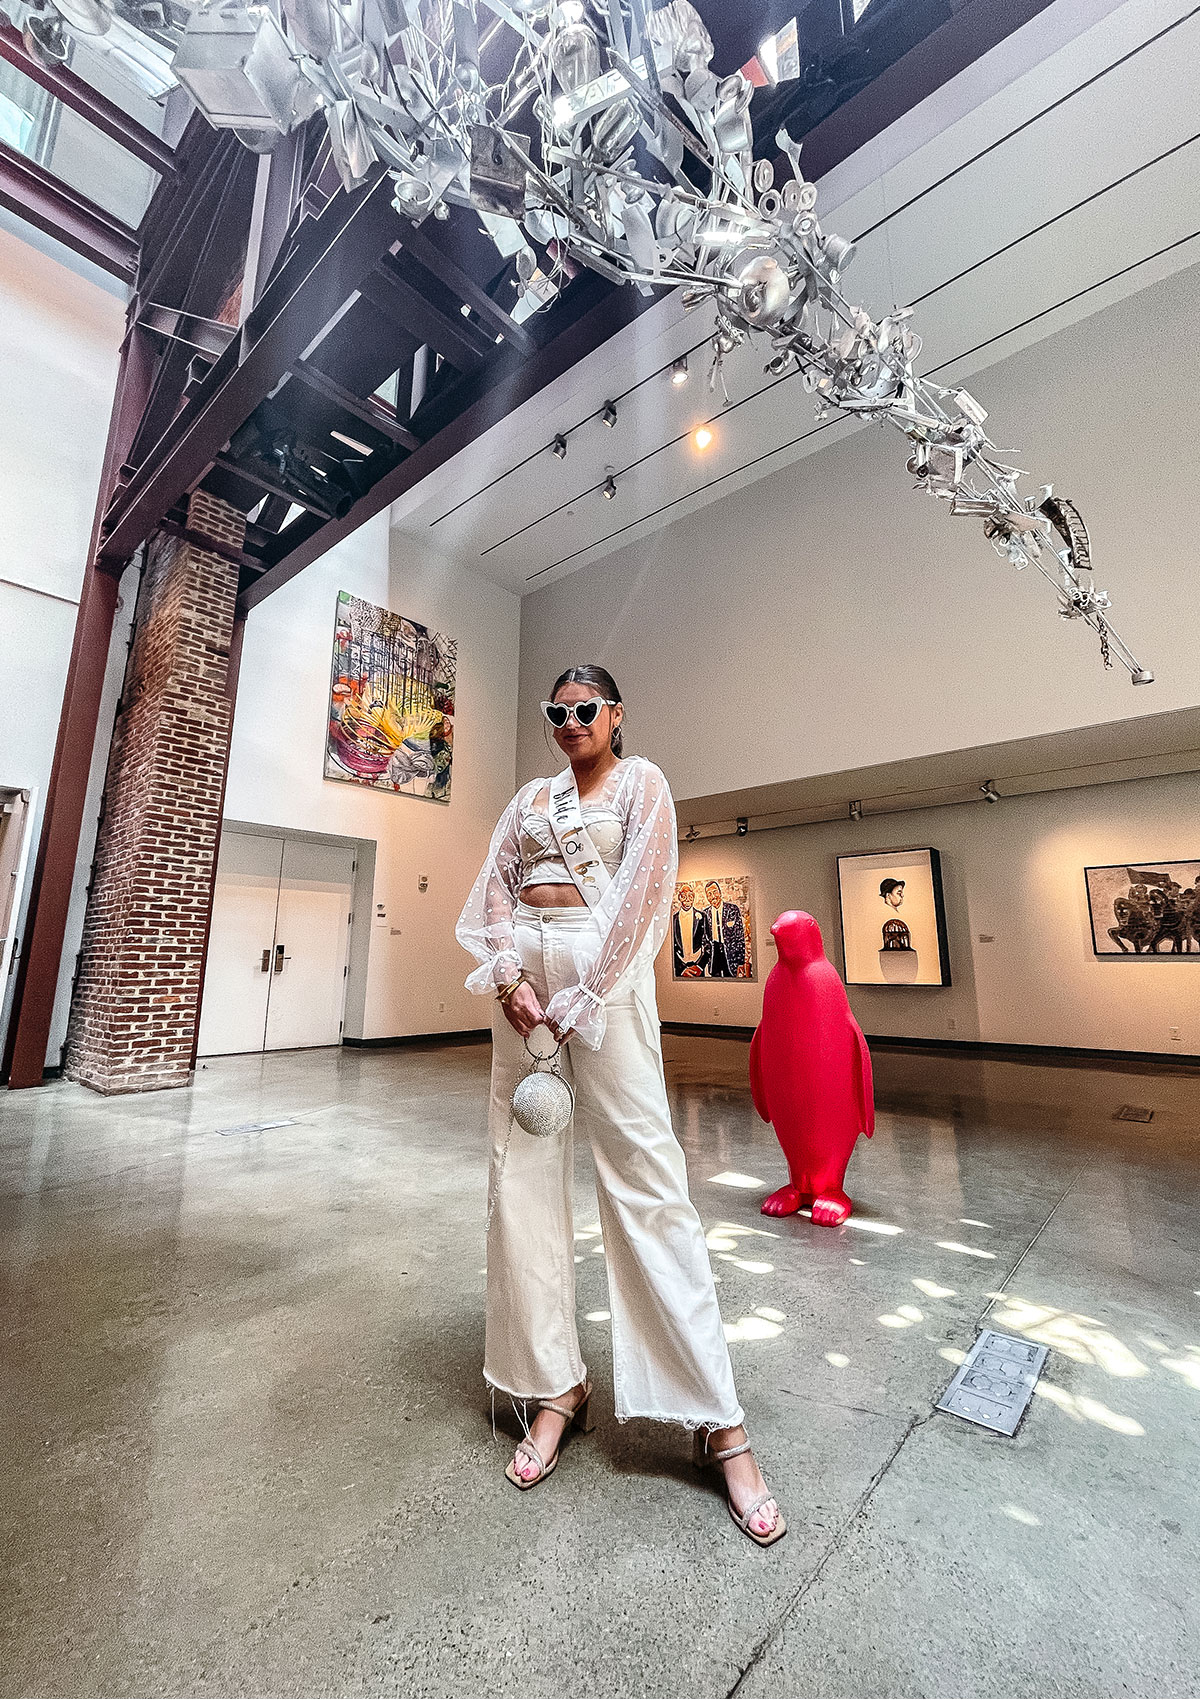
[455,757,679,1049]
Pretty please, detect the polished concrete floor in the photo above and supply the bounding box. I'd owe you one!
[2,1035,1198,1699]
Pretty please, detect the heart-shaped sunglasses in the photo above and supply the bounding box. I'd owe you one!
[540,696,616,729]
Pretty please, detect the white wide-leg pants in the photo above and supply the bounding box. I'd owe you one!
[485,902,744,1429]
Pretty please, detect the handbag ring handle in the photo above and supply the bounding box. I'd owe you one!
[523,1033,563,1063]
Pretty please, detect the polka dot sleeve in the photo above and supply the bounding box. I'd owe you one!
[454,778,541,994]
[543,759,679,1049]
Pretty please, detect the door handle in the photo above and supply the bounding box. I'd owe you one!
[274,943,291,973]
[261,949,271,973]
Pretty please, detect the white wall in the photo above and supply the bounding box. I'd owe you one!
[658,770,1200,1059]
[517,263,1200,799]
[0,224,125,1060]
[223,512,521,1041]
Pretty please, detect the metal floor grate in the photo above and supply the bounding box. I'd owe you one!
[937,1329,1049,1435]
[1114,1104,1154,1123]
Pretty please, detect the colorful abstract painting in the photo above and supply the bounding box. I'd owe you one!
[325,593,456,803]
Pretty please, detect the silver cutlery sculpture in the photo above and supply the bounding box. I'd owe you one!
[32,0,1151,680]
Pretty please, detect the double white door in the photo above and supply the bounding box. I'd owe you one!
[197,831,355,1057]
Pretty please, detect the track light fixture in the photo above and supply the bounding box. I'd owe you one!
[849,800,863,821]
[552,434,567,459]
[602,474,617,500]
[980,781,1000,803]
[671,357,689,386]
[601,400,618,428]
[736,817,749,836]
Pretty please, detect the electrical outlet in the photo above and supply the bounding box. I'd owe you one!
[439,1001,446,1013]
[1169,1026,1182,1042]
[947,1017,957,1032]
[713,1006,719,1017]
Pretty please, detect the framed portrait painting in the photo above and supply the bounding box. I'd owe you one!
[837,847,951,986]
[672,875,756,981]
[1084,862,1200,955]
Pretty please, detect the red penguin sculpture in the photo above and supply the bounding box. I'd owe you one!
[750,910,875,1225]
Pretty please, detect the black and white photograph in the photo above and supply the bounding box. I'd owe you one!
[1085,862,1200,955]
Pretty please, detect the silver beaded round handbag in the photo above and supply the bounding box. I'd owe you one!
[511,1036,574,1139]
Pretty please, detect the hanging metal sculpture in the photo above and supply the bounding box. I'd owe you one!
[26,0,1152,680]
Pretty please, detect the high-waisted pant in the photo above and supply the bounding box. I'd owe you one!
[485,902,744,1429]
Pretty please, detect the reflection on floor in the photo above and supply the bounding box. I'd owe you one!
[1,1036,1198,1698]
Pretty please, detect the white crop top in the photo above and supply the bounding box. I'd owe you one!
[456,757,679,1050]
[517,802,624,891]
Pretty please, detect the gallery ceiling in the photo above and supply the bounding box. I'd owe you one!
[390,0,1200,598]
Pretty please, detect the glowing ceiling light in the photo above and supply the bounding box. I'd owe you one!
[671,356,689,386]
[693,425,713,450]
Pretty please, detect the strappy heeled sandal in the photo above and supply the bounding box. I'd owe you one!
[693,1431,787,1547]
[504,1382,595,1491]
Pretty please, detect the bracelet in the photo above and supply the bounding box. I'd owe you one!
[495,973,526,1003]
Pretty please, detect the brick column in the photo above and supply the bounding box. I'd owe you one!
[64,492,245,1094]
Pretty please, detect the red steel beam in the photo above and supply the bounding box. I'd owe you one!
[2,315,156,1088]
[3,565,121,1087]
[0,19,177,178]
[0,138,137,279]
[98,168,402,566]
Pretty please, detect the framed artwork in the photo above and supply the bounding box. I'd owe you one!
[837,847,951,986]
[325,592,456,803]
[1084,862,1200,956]
[672,875,756,981]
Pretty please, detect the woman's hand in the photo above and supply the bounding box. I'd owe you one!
[547,1019,576,1046]
[502,981,546,1039]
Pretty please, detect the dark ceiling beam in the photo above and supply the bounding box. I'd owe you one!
[397,223,538,357]
[239,270,638,611]
[359,256,493,370]
[0,137,137,279]
[135,126,237,309]
[212,452,337,520]
[0,18,177,179]
[139,302,238,358]
[291,358,421,450]
[97,167,403,566]
[792,0,1057,181]
[128,135,255,471]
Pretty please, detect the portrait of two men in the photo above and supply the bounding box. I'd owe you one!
[671,877,755,980]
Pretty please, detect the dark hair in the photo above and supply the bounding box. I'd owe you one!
[879,878,905,898]
[551,664,625,757]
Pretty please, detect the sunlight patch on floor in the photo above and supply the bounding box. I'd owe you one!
[992,1299,1149,1377]
[724,1314,784,1343]
[1033,1380,1145,1435]
[1001,1503,1042,1526]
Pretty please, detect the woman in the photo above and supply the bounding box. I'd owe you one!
[456,665,784,1546]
